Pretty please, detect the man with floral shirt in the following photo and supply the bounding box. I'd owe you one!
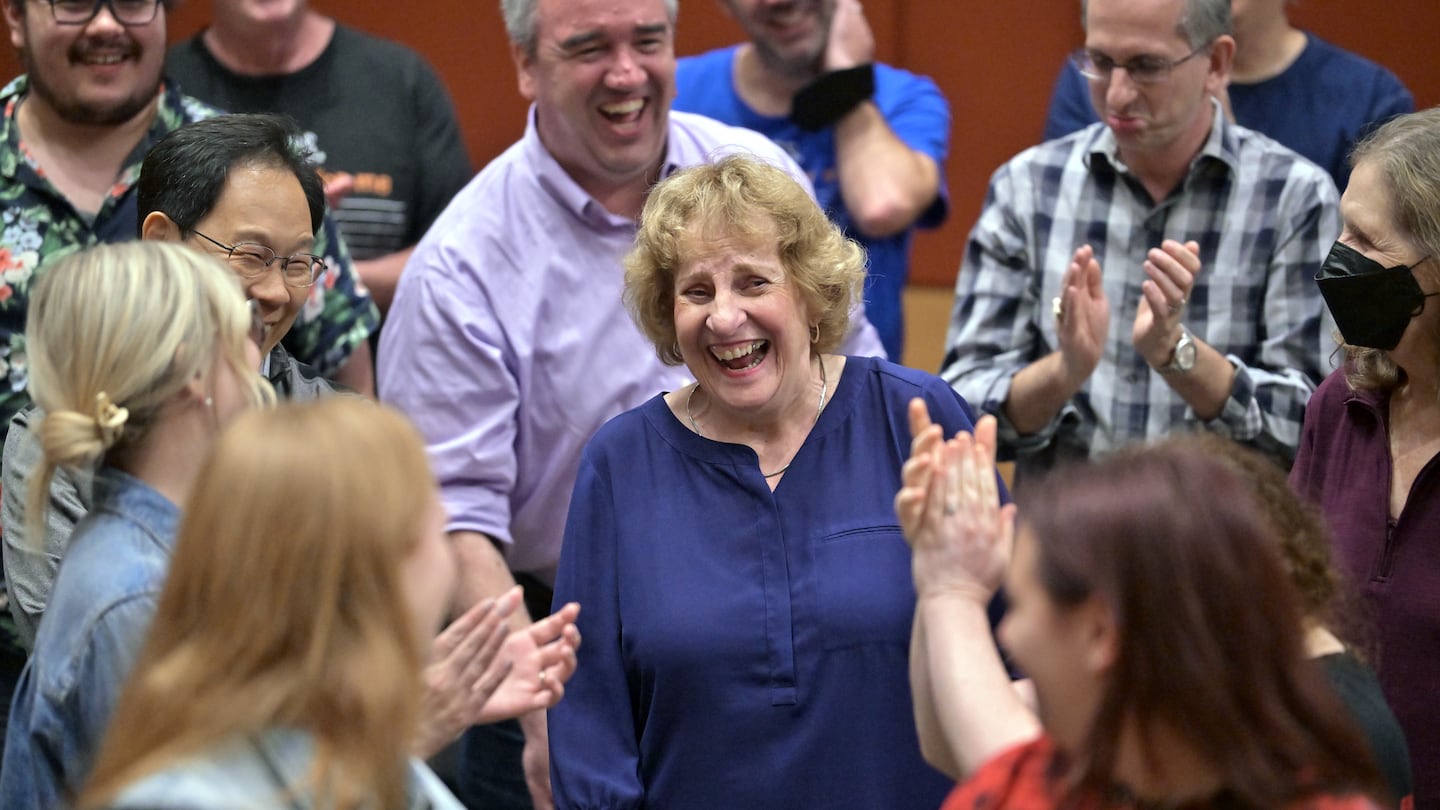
[0,0,378,751]
[0,0,379,434]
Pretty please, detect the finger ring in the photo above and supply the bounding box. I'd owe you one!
[1051,296,1064,323]
[538,669,548,687]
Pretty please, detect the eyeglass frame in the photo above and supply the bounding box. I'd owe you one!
[189,229,328,289]
[39,0,163,26]
[1071,40,1214,85]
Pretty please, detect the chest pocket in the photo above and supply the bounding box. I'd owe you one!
[813,524,915,651]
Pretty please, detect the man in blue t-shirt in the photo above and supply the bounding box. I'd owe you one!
[675,0,949,361]
[1043,0,1412,190]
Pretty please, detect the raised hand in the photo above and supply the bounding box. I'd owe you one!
[1055,244,1110,385]
[414,587,521,756]
[1132,239,1201,365]
[896,401,1015,603]
[478,602,582,724]
[823,0,875,71]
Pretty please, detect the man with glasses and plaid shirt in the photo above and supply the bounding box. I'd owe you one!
[942,0,1338,481]
[1041,0,1413,192]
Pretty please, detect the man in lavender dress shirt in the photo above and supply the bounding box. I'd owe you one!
[377,0,884,807]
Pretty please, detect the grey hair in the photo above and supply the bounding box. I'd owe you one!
[1341,108,1440,395]
[501,0,680,53]
[1080,0,1232,49]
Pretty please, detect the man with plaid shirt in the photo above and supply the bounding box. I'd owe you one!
[942,0,1338,479]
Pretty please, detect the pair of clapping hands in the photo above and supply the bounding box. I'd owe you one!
[414,590,582,757]
[895,401,1016,605]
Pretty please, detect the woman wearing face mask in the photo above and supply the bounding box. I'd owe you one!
[1291,107,1440,808]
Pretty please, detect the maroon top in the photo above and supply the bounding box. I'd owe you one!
[1291,369,1438,808]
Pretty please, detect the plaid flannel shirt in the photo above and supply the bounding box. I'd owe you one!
[942,102,1339,476]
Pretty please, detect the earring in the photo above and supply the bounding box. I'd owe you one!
[204,396,214,409]
[810,323,820,343]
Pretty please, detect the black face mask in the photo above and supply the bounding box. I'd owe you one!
[1316,241,1436,350]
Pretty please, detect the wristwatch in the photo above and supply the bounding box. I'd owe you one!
[1160,326,1197,374]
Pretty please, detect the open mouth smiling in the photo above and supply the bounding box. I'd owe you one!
[711,339,769,371]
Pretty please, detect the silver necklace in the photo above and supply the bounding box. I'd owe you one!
[686,356,829,478]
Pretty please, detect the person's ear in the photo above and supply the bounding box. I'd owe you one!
[1079,597,1119,674]
[4,1,26,52]
[141,211,183,242]
[1204,34,1236,94]
[513,41,538,101]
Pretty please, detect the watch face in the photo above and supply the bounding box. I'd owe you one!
[1175,339,1197,371]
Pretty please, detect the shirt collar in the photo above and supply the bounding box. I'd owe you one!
[92,466,183,553]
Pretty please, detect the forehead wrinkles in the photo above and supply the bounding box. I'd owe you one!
[538,0,670,45]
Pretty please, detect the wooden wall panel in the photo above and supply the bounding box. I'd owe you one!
[1,0,1436,293]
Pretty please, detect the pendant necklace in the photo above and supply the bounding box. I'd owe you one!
[685,356,828,478]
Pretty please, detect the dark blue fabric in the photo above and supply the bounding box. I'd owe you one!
[1041,33,1413,190]
[551,356,987,809]
[675,48,951,361]
[454,720,531,810]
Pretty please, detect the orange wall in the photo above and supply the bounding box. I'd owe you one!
[4,1,1438,288]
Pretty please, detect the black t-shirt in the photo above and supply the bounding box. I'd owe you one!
[166,25,473,259]
[1319,651,1414,805]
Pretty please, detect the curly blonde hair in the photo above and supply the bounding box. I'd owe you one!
[624,154,867,366]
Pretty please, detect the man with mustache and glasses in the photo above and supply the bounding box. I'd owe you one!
[377,0,884,806]
[675,0,949,361]
[943,0,1338,481]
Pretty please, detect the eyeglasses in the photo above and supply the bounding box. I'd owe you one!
[1071,41,1212,85]
[190,229,327,288]
[42,0,162,26]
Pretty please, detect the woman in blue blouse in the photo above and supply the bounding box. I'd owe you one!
[550,155,986,809]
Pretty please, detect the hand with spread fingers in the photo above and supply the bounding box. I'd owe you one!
[414,587,522,756]
[1133,239,1201,366]
[823,0,875,71]
[480,602,583,724]
[1054,244,1110,385]
[896,399,1016,605]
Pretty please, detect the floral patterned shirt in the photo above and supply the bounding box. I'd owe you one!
[0,75,379,438]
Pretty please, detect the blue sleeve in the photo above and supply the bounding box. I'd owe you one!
[1041,59,1097,142]
[1365,67,1415,131]
[549,450,643,810]
[280,215,381,377]
[0,594,155,808]
[877,68,951,228]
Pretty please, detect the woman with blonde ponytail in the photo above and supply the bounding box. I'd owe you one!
[0,242,273,809]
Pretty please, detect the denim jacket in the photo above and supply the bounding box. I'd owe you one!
[0,468,179,809]
[1,344,333,651]
[100,728,464,809]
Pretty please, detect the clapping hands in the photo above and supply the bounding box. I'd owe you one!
[895,400,1016,605]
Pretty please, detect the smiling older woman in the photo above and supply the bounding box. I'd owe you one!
[548,154,990,809]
